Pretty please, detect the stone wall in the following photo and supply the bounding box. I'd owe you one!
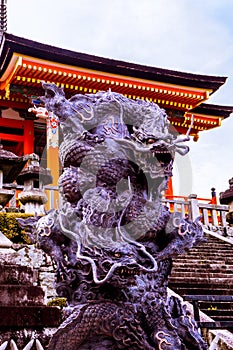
[0,245,60,349]
[0,244,57,301]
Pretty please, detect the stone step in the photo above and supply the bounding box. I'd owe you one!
[171,267,233,274]
[173,260,230,270]
[193,240,231,245]
[202,309,233,316]
[169,274,233,281]
[0,285,45,306]
[210,315,233,321]
[190,243,232,252]
[190,253,233,257]
[0,264,38,285]
[173,265,229,270]
[170,272,233,279]
[207,245,233,250]
[199,302,233,310]
[173,263,231,269]
[174,253,233,258]
[172,262,233,269]
[207,242,232,247]
[178,254,233,259]
[189,245,232,249]
[168,286,233,296]
[173,259,233,265]
[191,246,232,251]
[192,242,232,246]
[199,238,229,241]
[171,278,233,285]
[0,306,61,327]
[172,264,233,272]
[189,254,233,258]
[172,266,233,272]
[168,277,233,286]
[173,255,228,260]
[172,265,233,271]
[195,248,231,251]
[189,243,229,247]
[198,247,233,250]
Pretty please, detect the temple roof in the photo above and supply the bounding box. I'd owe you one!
[0,33,227,93]
[0,32,232,141]
[192,103,233,119]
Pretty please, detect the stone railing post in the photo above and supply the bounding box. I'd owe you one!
[188,194,200,220]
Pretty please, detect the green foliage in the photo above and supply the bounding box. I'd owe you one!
[0,212,33,244]
[47,297,67,309]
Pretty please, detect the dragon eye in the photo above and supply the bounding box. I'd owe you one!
[147,138,155,144]
[114,253,121,258]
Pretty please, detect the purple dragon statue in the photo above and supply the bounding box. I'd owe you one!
[20,84,208,349]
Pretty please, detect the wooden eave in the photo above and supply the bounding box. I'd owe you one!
[170,108,233,138]
[0,55,216,110]
[0,33,227,91]
[192,103,233,119]
[0,33,228,110]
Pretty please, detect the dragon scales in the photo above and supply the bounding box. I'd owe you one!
[21,84,208,349]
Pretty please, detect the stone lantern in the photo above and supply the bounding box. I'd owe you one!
[219,177,233,226]
[0,144,28,208]
[17,153,52,215]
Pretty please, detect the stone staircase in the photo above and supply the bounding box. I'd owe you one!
[0,262,61,349]
[168,233,233,327]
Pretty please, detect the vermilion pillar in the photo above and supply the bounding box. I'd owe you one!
[23,120,34,154]
[165,177,174,199]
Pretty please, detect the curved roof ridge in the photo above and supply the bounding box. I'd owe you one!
[0,33,227,93]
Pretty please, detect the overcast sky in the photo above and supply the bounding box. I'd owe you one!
[7,0,233,199]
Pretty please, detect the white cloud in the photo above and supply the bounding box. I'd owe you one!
[7,1,233,75]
